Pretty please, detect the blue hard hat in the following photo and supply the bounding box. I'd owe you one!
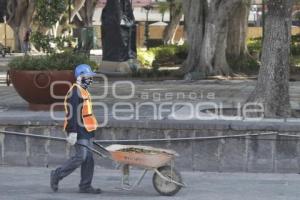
[74,64,96,78]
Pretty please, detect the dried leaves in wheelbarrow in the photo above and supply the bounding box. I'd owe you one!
[106,144,178,168]
[106,145,179,156]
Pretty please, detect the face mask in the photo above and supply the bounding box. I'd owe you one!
[77,76,93,89]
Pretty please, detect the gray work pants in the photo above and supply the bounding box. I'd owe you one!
[54,139,94,189]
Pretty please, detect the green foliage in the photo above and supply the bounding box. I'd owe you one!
[150,46,177,63]
[247,38,262,55]
[137,49,155,67]
[175,44,189,59]
[290,55,300,68]
[8,51,97,71]
[33,0,70,54]
[31,32,53,54]
[31,32,74,54]
[291,34,300,55]
[247,35,300,56]
[228,55,260,74]
[245,34,300,72]
[137,44,188,70]
[158,2,169,14]
[136,44,187,77]
[150,44,188,66]
[35,0,67,27]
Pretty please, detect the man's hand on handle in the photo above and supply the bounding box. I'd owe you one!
[66,132,77,145]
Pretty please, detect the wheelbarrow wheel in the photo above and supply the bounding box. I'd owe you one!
[152,165,182,196]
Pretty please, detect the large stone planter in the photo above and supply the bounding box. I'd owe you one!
[9,70,75,110]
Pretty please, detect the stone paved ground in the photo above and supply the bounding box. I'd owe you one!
[1,166,300,200]
[1,79,300,119]
[2,58,300,199]
[0,79,262,124]
[1,53,300,117]
[0,79,257,108]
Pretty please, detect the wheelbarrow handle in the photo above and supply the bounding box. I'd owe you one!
[0,130,110,159]
[76,143,108,158]
[93,141,110,153]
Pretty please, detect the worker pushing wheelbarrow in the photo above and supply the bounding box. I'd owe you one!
[49,64,184,196]
[88,142,185,196]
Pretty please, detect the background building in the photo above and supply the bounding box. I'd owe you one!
[1,0,300,51]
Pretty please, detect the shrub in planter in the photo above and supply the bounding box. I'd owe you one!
[9,51,97,71]
[8,52,97,110]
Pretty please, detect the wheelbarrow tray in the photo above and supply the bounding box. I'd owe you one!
[106,144,178,168]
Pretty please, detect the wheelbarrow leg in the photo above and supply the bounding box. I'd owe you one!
[122,164,130,185]
[117,169,148,191]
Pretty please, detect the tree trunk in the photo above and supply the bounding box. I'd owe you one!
[226,0,254,73]
[70,0,86,23]
[73,0,98,27]
[6,0,35,51]
[214,20,231,75]
[181,0,242,78]
[163,1,183,44]
[247,0,293,118]
[181,0,205,74]
[198,0,241,75]
[226,0,250,59]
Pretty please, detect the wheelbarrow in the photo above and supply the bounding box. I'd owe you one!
[0,130,185,196]
[87,142,185,196]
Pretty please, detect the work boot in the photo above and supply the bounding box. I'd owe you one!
[50,170,59,192]
[79,186,102,194]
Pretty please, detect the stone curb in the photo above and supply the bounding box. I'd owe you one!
[1,116,300,132]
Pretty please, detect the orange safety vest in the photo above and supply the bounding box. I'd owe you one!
[63,84,98,132]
